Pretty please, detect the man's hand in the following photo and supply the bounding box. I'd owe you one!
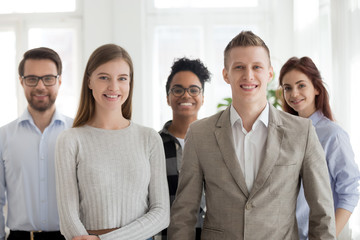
[72,235,100,240]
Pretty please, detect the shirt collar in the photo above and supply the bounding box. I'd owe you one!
[160,120,173,135]
[257,103,269,128]
[309,110,323,126]
[17,107,65,126]
[230,102,269,130]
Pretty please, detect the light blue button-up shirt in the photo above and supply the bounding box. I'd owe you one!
[296,110,360,240]
[0,108,73,240]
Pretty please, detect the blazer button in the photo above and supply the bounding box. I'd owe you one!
[246,203,253,210]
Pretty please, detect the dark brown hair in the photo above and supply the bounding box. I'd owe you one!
[18,47,62,76]
[279,56,333,121]
[73,44,134,127]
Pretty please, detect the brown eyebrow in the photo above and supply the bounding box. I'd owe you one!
[283,80,306,86]
[295,80,306,84]
[97,73,129,77]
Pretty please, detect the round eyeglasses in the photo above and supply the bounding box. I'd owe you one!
[22,75,59,87]
[169,86,202,97]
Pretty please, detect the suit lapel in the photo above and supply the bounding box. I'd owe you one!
[250,105,284,198]
[215,107,249,197]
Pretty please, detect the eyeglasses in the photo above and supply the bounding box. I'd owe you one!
[169,86,202,97]
[22,75,59,87]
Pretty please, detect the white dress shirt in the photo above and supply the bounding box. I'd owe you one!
[230,103,269,192]
[0,108,73,240]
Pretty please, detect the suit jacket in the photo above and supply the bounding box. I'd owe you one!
[168,105,336,240]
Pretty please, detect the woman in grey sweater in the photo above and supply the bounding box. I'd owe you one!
[55,44,169,240]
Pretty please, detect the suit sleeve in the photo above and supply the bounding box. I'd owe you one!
[301,123,336,239]
[168,126,204,239]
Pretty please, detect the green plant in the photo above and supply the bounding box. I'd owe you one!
[217,97,232,110]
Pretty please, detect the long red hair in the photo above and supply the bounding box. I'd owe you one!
[278,56,333,121]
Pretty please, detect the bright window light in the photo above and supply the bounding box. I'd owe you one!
[154,26,203,128]
[294,0,319,32]
[29,28,78,118]
[0,0,76,14]
[350,56,360,163]
[350,55,360,240]
[154,0,258,8]
[0,31,17,127]
[351,0,360,11]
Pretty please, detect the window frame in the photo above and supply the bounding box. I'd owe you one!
[144,0,271,129]
[0,2,82,118]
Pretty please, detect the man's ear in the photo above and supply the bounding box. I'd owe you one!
[58,75,62,87]
[223,68,230,84]
[166,95,170,106]
[268,66,274,83]
[19,76,24,87]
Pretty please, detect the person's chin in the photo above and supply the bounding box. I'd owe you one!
[30,100,53,112]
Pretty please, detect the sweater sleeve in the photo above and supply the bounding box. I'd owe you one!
[55,130,89,240]
[100,129,170,240]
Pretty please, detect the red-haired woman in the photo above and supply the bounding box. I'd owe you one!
[279,56,360,240]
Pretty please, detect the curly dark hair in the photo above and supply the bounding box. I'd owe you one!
[166,57,211,95]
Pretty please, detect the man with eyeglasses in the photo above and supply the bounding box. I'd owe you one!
[157,57,210,240]
[0,47,73,240]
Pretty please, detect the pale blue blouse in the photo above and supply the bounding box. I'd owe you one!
[296,110,360,239]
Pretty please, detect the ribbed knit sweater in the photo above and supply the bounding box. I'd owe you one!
[55,122,169,240]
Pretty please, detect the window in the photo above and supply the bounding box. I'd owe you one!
[147,0,268,130]
[0,0,76,13]
[154,0,258,8]
[351,0,360,11]
[0,1,81,126]
[28,28,80,117]
[0,31,17,126]
[154,26,203,126]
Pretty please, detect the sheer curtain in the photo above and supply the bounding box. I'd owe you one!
[331,1,360,238]
[293,0,360,238]
[330,1,360,237]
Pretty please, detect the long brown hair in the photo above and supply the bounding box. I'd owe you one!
[279,56,333,121]
[73,44,134,127]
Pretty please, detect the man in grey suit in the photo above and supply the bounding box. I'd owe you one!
[168,31,336,239]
